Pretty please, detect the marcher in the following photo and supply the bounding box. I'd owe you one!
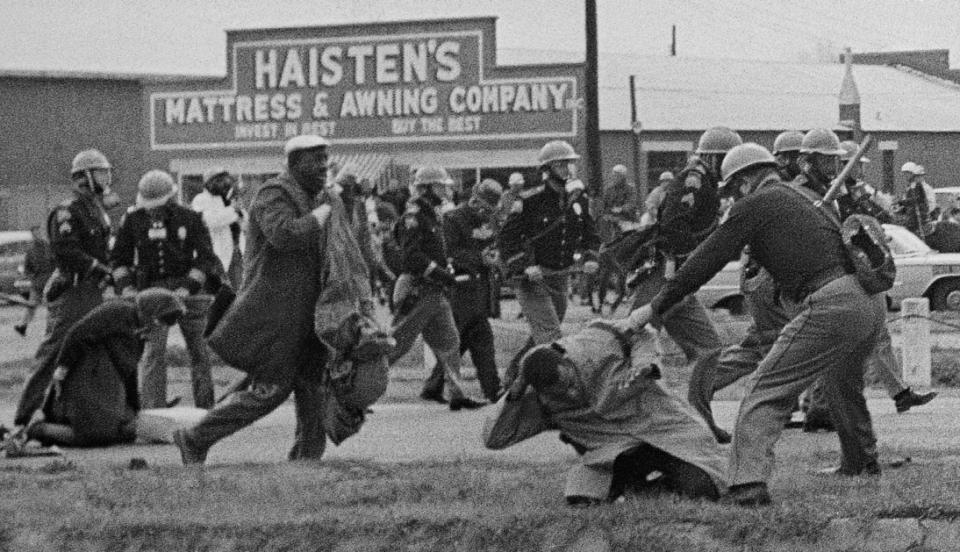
[630,142,888,506]
[639,171,673,226]
[422,179,504,403]
[111,170,222,410]
[335,165,394,286]
[771,130,804,181]
[599,164,637,241]
[12,149,119,431]
[24,288,185,447]
[14,225,55,337]
[483,313,726,506]
[388,166,485,411]
[173,135,337,465]
[190,168,245,289]
[498,141,600,384]
[631,126,742,443]
[497,172,525,227]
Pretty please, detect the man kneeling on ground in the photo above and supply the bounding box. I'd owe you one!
[24,288,185,447]
[482,310,726,506]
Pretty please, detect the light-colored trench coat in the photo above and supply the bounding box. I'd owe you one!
[483,323,728,499]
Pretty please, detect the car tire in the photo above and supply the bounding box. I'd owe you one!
[930,279,960,311]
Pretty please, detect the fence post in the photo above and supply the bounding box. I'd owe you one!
[901,297,932,388]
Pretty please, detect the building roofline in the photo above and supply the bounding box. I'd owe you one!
[0,68,216,83]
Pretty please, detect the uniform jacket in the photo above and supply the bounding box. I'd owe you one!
[443,203,497,320]
[395,196,448,276]
[483,323,727,499]
[658,157,719,257]
[207,172,327,383]
[48,189,112,277]
[111,202,222,293]
[497,179,600,271]
[190,190,241,273]
[795,173,892,224]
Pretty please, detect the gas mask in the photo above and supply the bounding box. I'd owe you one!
[87,169,120,210]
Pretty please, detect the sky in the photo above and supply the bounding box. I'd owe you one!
[1,0,958,76]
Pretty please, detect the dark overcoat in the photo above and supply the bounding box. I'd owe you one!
[208,173,326,383]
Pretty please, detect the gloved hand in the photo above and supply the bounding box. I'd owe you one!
[524,265,544,283]
[583,260,599,274]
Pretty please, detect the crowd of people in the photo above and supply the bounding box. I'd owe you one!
[0,126,946,509]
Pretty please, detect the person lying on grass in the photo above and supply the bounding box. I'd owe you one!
[482,309,727,506]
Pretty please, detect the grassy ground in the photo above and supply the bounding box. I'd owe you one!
[3,305,960,550]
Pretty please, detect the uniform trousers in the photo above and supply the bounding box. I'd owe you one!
[139,294,215,409]
[179,373,327,460]
[729,275,886,485]
[423,315,501,402]
[505,273,569,385]
[14,278,102,426]
[389,286,469,400]
[630,265,725,435]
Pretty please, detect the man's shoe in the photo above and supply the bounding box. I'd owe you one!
[720,483,772,507]
[13,324,26,337]
[449,397,485,411]
[894,388,937,413]
[172,429,207,466]
[419,390,448,405]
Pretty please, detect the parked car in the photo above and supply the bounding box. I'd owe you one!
[696,223,960,313]
[0,230,36,299]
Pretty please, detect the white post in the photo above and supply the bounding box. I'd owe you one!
[901,297,932,388]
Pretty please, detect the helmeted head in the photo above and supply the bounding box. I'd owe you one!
[901,161,922,183]
[284,135,329,194]
[410,166,452,207]
[508,172,525,192]
[70,149,119,208]
[772,130,804,180]
[538,140,580,183]
[335,163,361,197]
[611,164,628,183]
[720,143,778,198]
[799,128,845,182]
[469,178,503,220]
[135,287,186,327]
[695,126,743,178]
[203,167,236,202]
[658,171,675,185]
[136,170,178,209]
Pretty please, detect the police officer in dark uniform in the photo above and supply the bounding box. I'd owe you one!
[12,149,119,430]
[631,126,742,443]
[629,142,888,506]
[498,140,600,385]
[421,179,504,404]
[388,166,485,411]
[111,170,222,409]
[772,130,804,181]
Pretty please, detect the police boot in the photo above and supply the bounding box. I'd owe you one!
[894,388,937,413]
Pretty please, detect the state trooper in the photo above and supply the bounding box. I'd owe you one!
[631,126,742,443]
[793,130,934,430]
[771,130,804,181]
[498,140,600,383]
[111,170,222,409]
[12,149,119,430]
[421,179,505,404]
[630,143,888,506]
[388,166,485,411]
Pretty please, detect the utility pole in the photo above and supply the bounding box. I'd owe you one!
[670,25,677,56]
[630,75,644,200]
[584,0,602,196]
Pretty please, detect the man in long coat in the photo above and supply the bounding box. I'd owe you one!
[483,312,726,505]
[173,135,336,465]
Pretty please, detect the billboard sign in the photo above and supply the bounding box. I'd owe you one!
[149,19,581,150]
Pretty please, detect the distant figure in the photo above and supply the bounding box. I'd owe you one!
[14,225,54,337]
[191,168,245,289]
